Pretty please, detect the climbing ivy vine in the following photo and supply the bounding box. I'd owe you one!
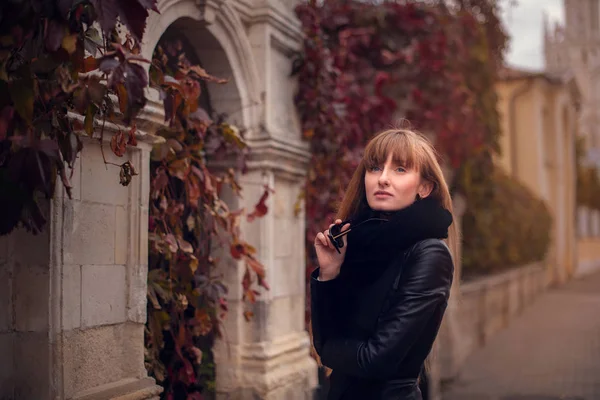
[293,0,513,320]
[0,1,269,399]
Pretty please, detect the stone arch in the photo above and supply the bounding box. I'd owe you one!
[142,0,261,131]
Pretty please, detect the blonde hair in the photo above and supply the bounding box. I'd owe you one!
[311,128,460,376]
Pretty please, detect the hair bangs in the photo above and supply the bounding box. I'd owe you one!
[364,130,424,171]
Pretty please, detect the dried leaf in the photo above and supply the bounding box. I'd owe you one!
[61,34,78,54]
[187,66,228,84]
[177,238,193,254]
[110,130,127,157]
[119,161,138,186]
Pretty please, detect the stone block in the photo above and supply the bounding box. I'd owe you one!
[245,295,304,343]
[62,323,146,398]
[8,224,50,267]
[63,200,116,265]
[127,264,148,324]
[271,256,303,298]
[0,332,14,399]
[14,264,49,332]
[81,265,126,327]
[482,285,506,342]
[80,142,129,206]
[115,205,129,265]
[13,332,50,400]
[62,264,82,330]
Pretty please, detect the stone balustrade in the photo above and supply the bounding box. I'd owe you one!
[437,262,548,383]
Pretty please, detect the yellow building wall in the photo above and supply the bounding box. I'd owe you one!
[495,77,578,283]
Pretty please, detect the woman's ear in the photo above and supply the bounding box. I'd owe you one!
[418,180,434,199]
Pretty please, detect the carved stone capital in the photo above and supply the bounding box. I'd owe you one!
[245,136,311,181]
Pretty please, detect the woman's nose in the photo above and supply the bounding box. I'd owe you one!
[378,169,390,186]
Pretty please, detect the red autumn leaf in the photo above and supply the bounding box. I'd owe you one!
[83,56,98,72]
[110,130,128,157]
[247,187,272,222]
[230,242,244,259]
[127,125,138,146]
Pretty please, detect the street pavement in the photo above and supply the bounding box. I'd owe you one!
[442,271,600,400]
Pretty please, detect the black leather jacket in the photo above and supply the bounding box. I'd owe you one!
[310,239,454,400]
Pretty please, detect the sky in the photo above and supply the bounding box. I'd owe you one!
[501,0,565,70]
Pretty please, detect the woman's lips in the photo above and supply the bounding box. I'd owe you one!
[374,191,392,197]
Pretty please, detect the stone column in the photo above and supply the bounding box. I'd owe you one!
[211,0,319,398]
[0,121,163,399]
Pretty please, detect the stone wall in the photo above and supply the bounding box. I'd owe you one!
[437,262,548,382]
[0,137,162,400]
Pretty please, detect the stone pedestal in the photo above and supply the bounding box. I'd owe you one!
[0,135,162,399]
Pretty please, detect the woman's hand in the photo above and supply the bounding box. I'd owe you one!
[314,219,351,281]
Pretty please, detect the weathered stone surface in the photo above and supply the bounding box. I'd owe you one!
[80,142,129,206]
[62,323,146,398]
[13,332,50,400]
[63,200,116,266]
[62,264,82,330]
[0,333,14,399]
[115,205,129,265]
[81,264,127,327]
[14,263,49,332]
[127,264,148,324]
[72,377,162,400]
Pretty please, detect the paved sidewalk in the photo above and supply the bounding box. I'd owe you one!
[442,272,600,400]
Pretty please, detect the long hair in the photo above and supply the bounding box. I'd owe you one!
[336,128,459,261]
[310,128,460,375]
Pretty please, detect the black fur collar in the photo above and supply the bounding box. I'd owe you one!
[338,196,452,286]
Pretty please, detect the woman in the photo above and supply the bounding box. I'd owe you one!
[311,128,457,400]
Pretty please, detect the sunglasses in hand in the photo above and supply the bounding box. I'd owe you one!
[327,218,389,254]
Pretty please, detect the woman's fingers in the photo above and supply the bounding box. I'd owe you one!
[315,232,327,247]
[340,223,351,247]
[323,230,333,248]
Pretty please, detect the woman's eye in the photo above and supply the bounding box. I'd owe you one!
[395,167,406,172]
[369,166,381,172]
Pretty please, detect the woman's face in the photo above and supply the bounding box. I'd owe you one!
[364,153,431,211]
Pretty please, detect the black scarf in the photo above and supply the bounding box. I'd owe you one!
[338,196,453,287]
